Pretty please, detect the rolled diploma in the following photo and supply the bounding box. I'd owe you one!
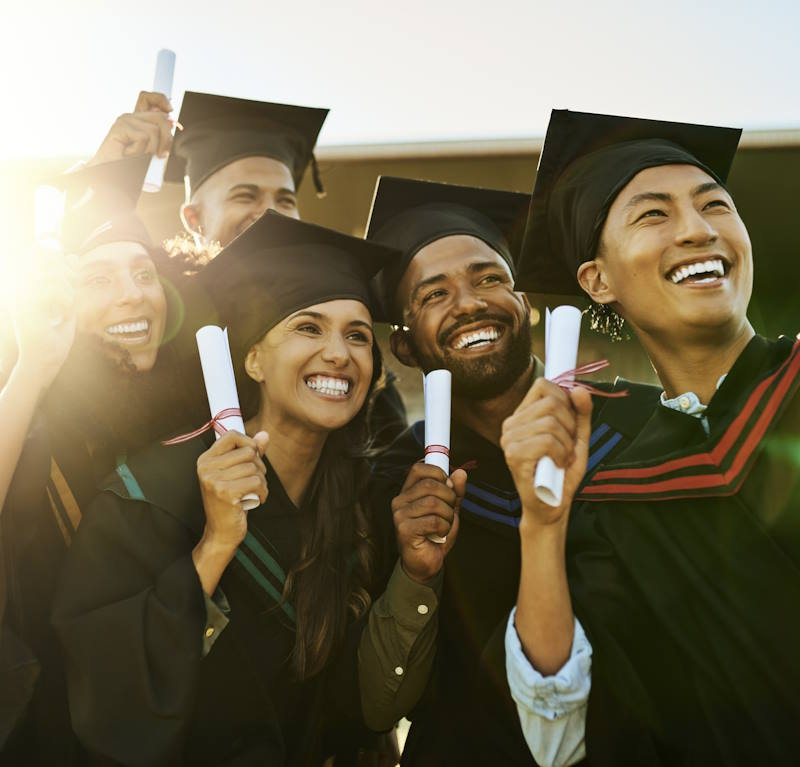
[196,325,260,511]
[533,306,582,507]
[142,49,176,193]
[424,369,452,543]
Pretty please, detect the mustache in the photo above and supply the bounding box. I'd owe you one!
[437,311,513,348]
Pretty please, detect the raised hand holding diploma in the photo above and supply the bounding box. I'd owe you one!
[424,369,452,543]
[534,306,582,507]
[142,49,176,193]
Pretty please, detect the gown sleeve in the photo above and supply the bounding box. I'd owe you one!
[51,490,206,767]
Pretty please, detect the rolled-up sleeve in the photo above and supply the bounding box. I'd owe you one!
[505,607,591,767]
[358,559,441,731]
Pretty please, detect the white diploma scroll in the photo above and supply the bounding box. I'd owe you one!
[142,49,176,193]
[196,325,260,511]
[424,369,452,544]
[533,306,583,507]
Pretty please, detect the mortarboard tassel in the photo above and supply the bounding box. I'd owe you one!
[310,154,326,199]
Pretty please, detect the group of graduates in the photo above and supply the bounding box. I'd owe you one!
[0,88,798,767]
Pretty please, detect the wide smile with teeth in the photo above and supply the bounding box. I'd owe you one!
[669,258,726,285]
[451,325,502,351]
[305,375,351,398]
[105,319,151,341]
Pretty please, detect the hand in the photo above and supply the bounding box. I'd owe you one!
[501,379,592,527]
[197,430,269,552]
[13,246,77,391]
[392,462,467,584]
[89,91,173,165]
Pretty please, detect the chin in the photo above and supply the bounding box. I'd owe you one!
[304,405,359,433]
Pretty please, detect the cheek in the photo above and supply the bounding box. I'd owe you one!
[75,292,106,333]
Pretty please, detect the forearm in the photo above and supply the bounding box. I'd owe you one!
[358,559,441,731]
[0,363,44,513]
[515,516,575,675]
[192,531,236,596]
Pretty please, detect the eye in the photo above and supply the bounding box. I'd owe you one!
[478,273,503,286]
[82,274,110,287]
[135,268,156,284]
[277,195,297,209]
[347,330,371,344]
[296,323,321,335]
[231,191,257,203]
[703,199,730,211]
[420,288,446,306]
[636,208,667,222]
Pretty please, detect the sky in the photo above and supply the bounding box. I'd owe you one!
[2,0,799,161]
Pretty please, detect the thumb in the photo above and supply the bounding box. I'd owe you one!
[570,388,593,456]
[253,430,270,456]
[448,468,468,504]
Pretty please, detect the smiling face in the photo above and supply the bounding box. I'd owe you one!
[391,235,532,399]
[183,156,299,248]
[578,164,753,344]
[244,299,374,433]
[76,241,167,371]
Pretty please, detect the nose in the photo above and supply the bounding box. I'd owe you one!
[451,282,489,317]
[320,331,349,367]
[116,272,145,305]
[674,204,719,248]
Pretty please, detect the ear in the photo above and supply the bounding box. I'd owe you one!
[577,260,617,306]
[244,345,265,384]
[390,328,420,369]
[180,201,203,237]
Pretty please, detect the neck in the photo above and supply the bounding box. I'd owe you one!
[639,319,755,404]
[245,407,327,507]
[452,359,536,446]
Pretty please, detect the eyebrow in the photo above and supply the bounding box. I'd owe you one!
[288,310,373,331]
[79,255,154,271]
[409,261,507,304]
[624,181,725,212]
[227,184,297,198]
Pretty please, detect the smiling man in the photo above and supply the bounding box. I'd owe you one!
[502,110,800,766]
[365,177,655,767]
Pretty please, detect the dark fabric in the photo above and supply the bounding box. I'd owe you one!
[365,177,530,323]
[198,210,398,358]
[0,416,106,765]
[52,434,371,766]
[368,378,658,767]
[165,92,328,194]
[517,109,742,295]
[567,334,800,766]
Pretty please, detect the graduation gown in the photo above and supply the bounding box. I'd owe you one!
[1,413,110,765]
[570,334,800,766]
[368,379,659,767]
[52,432,368,767]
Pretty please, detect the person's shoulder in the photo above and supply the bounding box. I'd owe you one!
[99,434,212,537]
[371,421,424,473]
[589,378,661,441]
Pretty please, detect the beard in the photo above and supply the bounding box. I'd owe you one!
[42,333,206,466]
[409,309,534,400]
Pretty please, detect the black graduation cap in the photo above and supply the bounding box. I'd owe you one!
[164,92,329,197]
[365,176,531,323]
[517,109,742,295]
[54,155,153,255]
[198,210,400,359]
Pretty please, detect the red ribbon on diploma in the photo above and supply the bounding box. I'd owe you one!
[551,359,629,398]
[161,407,244,446]
[425,444,450,458]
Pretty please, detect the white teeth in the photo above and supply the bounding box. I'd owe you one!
[453,326,500,350]
[305,376,350,397]
[106,320,149,335]
[670,259,725,284]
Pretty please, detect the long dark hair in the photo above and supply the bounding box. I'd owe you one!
[237,340,385,679]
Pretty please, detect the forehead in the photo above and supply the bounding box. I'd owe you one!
[290,298,372,325]
[616,163,721,203]
[195,156,295,199]
[403,234,511,286]
[80,241,152,268]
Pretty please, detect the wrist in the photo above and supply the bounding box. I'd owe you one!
[195,529,239,563]
[519,513,569,544]
[400,557,441,586]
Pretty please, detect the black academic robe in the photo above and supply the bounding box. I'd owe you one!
[570,334,800,766]
[1,414,109,765]
[368,380,659,767]
[52,433,369,767]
